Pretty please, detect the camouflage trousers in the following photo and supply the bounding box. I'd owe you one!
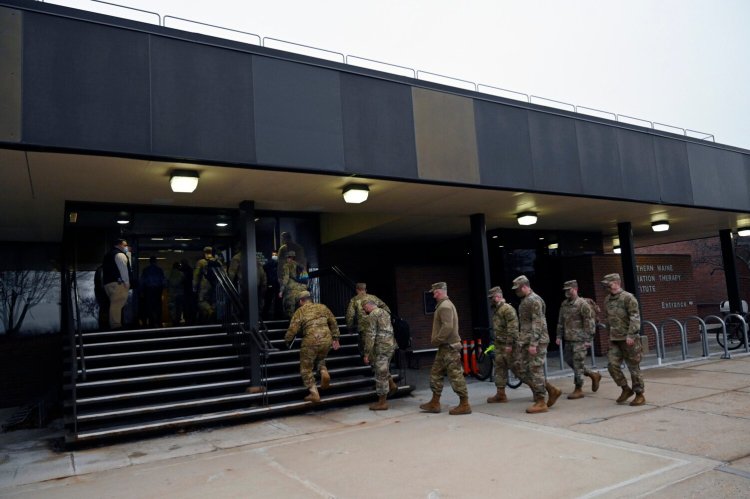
[299,335,332,389]
[429,344,468,398]
[372,343,396,396]
[563,341,594,387]
[513,342,548,398]
[607,339,644,394]
[492,342,518,389]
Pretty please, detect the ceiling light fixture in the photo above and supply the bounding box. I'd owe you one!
[651,220,670,232]
[547,243,559,250]
[613,245,622,254]
[216,222,228,227]
[738,227,750,237]
[116,219,130,225]
[517,211,538,226]
[342,183,369,204]
[170,170,199,193]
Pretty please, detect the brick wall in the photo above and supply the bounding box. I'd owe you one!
[395,265,472,350]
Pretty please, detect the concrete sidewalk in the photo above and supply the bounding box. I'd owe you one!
[1,354,749,498]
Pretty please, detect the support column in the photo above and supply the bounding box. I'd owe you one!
[719,229,742,314]
[239,201,261,387]
[470,214,492,343]
[617,222,643,330]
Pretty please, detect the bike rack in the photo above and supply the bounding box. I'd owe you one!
[660,318,688,361]
[642,320,661,365]
[702,315,730,359]
[723,313,750,354]
[683,316,709,358]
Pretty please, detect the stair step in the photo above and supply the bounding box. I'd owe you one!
[81,324,225,341]
[268,355,361,370]
[76,355,242,375]
[82,333,231,349]
[81,344,235,361]
[68,367,246,389]
[74,378,378,421]
[68,385,414,443]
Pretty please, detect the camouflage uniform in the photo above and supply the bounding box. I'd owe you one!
[346,292,390,356]
[429,297,468,398]
[365,307,396,396]
[557,296,596,388]
[605,289,644,394]
[228,252,267,309]
[491,300,520,389]
[284,302,339,389]
[279,259,308,318]
[515,291,549,399]
[193,256,220,321]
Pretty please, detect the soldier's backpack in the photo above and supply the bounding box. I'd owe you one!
[582,297,601,321]
[203,258,223,286]
[392,315,412,350]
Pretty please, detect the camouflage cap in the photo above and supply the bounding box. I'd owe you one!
[487,286,503,298]
[362,298,376,307]
[355,282,367,290]
[298,290,311,299]
[601,273,621,284]
[428,282,447,292]
[512,275,530,289]
[286,250,296,258]
[203,246,213,253]
[563,280,578,290]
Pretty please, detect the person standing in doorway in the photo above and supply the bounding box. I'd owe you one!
[140,256,165,328]
[419,282,471,415]
[555,280,602,399]
[101,238,132,330]
[602,273,645,406]
[513,275,562,414]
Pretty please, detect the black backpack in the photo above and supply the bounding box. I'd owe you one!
[392,316,412,350]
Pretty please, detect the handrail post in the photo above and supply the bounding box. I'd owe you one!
[703,315,730,359]
[659,318,687,361]
[642,320,660,365]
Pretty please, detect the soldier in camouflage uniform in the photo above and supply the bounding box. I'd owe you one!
[345,283,391,358]
[602,273,645,406]
[513,275,562,414]
[555,280,602,399]
[419,282,471,415]
[486,286,521,404]
[284,291,341,403]
[361,299,399,410]
[278,251,308,319]
[192,246,220,323]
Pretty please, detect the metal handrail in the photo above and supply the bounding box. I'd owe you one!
[91,0,160,25]
[702,314,730,359]
[686,129,715,142]
[642,320,661,364]
[653,122,686,135]
[724,313,749,354]
[70,270,86,381]
[262,37,344,63]
[417,70,477,91]
[660,318,688,361]
[62,269,78,434]
[617,114,654,129]
[683,316,709,357]
[345,55,416,78]
[163,15,261,45]
[477,84,530,102]
[575,105,616,120]
[530,95,575,112]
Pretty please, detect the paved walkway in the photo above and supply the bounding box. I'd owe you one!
[1,354,749,498]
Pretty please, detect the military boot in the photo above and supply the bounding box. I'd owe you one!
[486,387,508,403]
[587,371,602,392]
[526,395,548,414]
[449,396,472,415]
[419,393,441,413]
[388,377,398,397]
[629,393,646,406]
[616,385,634,404]
[567,386,584,399]
[369,395,388,411]
[304,386,321,403]
[319,367,330,390]
[545,382,562,408]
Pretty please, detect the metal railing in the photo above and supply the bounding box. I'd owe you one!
[308,265,357,317]
[35,0,716,143]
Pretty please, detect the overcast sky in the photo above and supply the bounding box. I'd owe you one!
[49,0,750,150]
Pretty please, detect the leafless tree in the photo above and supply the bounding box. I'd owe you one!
[0,270,59,335]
